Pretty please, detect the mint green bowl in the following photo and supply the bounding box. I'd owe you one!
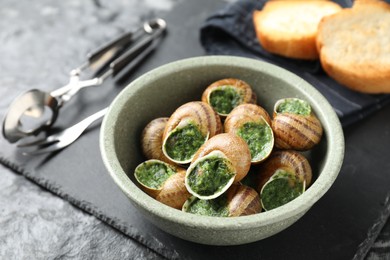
[100,56,344,245]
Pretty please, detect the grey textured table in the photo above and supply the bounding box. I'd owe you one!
[1,0,390,259]
[0,0,174,258]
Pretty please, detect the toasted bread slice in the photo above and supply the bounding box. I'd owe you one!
[317,0,390,93]
[253,1,341,60]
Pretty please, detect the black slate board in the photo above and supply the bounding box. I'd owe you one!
[1,0,390,259]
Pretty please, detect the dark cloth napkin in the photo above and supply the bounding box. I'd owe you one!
[200,0,390,127]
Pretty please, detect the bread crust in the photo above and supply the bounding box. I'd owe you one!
[317,0,390,93]
[253,1,341,60]
[353,0,390,10]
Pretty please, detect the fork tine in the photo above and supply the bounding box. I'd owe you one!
[21,141,64,155]
[18,108,107,155]
[17,137,57,148]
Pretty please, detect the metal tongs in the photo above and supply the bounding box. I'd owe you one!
[2,18,167,143]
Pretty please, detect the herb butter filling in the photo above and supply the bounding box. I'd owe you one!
[209,85,243,115]
[183,196,229,217]
[261,169,304,210]
[135,161,175,189]
[276,98,311,116]
[187,156,235,197]
[237,122,273,161]
[164,123,206,162]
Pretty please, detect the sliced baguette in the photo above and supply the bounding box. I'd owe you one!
[317,0,390,93]
[253,1,341,60]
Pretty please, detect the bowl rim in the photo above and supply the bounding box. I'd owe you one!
[100,55,345,230]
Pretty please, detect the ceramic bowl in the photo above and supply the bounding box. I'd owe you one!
[100,56,344,245]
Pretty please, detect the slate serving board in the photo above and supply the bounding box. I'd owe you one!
[1,0,390,259]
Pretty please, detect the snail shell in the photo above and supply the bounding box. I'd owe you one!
[272,98,323,150]
[162,101,222,164]
[134,159,191,209]
[155,169,191,209]
[255,150,312,190]
[224,104,274,164]
[202,78,257,117]
[226,183,262,216]
[185,133,251,200]
[253,150,312,211]
[182,183,261,217]
[224,103,272,126]
[141,117,171,163]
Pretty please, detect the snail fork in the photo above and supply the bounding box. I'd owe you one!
[17,108,107,155]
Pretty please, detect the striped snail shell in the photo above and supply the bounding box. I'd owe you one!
[224,104,274,164]
[226,183,262,216]
[201,78,257,117]
[162,101,222,164]
[185,133,251,200]
[254,150,312,211]
[182,183,262,217]
[134,159,191,209]
[141,117,171,163]
[272,98,323,150]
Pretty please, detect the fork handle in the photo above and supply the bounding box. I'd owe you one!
[80,108,108,128]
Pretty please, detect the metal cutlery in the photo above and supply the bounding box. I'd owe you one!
[17,108,108,155]
[3,18,167,143]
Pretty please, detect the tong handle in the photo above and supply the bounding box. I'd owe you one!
[110,31,154,77]
[87,29,143,70]
[87,18,166,76]
[51,18,166,99]
[100,18,167,79]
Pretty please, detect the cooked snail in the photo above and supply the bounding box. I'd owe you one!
[182,183,262,217]
[134,159,191,209]
[226,183,262,216]
[136,81,323,217]
[141,117,171,163]
[202,78,257,117]
[185,133,251,200]
[253,150,312,211]
[224,104,274,164]
[272,98,323,150]
[162,101,222,164]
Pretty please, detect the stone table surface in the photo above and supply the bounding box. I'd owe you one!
[0,0,390,259]
[0,0,173,258]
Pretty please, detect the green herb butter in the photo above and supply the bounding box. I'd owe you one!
[261,169,304,210]
[277,98,311,116]
[164,122,206,161]
[237,122,273,161]
[135,161,175,189]
[187,156,235,196]
[183,196,229,217]
[209,85,242,115]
